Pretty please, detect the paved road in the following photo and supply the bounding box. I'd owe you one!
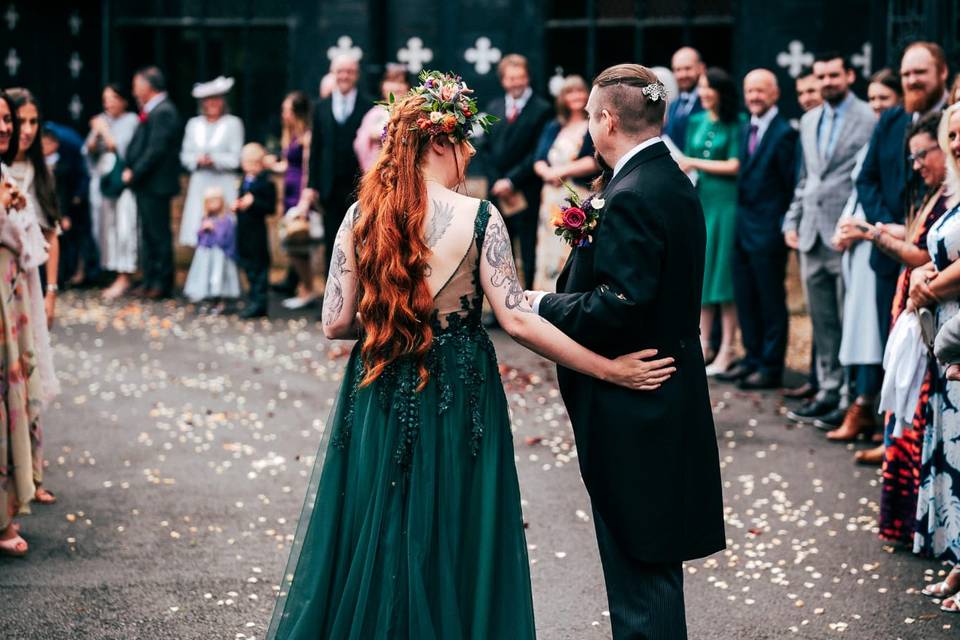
[0,293,956,639]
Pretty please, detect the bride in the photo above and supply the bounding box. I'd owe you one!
[266,71,675,639]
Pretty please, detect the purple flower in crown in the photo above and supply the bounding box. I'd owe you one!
[380,124,388,144]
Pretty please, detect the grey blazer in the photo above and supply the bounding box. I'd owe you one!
[782,95,876,253]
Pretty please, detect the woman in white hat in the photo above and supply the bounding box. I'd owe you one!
[179,76,244,247]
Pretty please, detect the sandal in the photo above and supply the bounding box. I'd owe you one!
[942,596,960,612]
[34,487,56,505]
[922,572,960,598]
[0,530,28,557]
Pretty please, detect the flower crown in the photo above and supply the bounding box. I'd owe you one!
[385,70,498,143]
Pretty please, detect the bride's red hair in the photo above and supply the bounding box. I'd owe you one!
[354,94,440,390]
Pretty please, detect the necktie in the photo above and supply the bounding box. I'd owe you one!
[819,110,835,160]
[138,110,147,124]
[508,103,519,124]
[747,124,759,155]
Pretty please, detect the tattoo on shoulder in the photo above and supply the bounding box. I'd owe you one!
[484,217,533,312]
[425,199,454,248]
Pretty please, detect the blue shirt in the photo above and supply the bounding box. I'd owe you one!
[817,91,853,159]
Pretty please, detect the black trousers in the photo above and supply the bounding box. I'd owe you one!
[504,202,538,290]
[240,257,269,312]
[875,272,898,350]
[320,181,357,277]
[136,193,174,293]
[732,243,788,377]
[594,510,687,640]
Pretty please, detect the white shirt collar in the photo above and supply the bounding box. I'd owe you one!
[143,92,167,114]
[912,91,949,123]
[506,87,533,113]
[750,106,779,142]
[613,136,662,178]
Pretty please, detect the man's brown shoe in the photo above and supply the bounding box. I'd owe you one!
[827,403,878,441]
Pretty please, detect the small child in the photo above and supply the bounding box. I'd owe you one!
[233,143,277,319]
[183,186,241,308]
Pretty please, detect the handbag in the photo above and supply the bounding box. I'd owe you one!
[279,207,324,246]
[98,152,126,198]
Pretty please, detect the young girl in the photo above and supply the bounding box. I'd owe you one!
[183,186,241,309]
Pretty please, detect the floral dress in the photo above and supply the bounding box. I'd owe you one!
[915,202,960,560]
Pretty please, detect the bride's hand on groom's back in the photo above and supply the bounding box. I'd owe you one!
[607,349,676,391]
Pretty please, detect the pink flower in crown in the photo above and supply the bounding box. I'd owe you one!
[562,207,587,229]
[440,83,459,102]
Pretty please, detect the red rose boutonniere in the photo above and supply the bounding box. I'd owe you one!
[551,182,604,248]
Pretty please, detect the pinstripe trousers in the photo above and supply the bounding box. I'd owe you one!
[594,510,687,640]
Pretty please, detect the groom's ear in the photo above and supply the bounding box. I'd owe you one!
[602,109,617,135]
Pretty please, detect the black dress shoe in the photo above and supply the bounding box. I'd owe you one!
[813,406,848,430]
[782,382,818,400]
[714,363,753,382]
[239,306,268,319]
[738,370,782,390]
[786,397,838,424]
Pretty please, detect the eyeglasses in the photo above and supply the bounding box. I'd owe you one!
[909,144,941,164]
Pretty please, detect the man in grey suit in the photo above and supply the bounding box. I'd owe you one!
[782,52,876,423]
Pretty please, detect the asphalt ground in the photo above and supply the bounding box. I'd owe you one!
[0,291,956,639]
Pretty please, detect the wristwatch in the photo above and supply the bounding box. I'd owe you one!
[47,284,59,293]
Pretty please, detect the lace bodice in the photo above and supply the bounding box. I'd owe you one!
[429,199,490,335]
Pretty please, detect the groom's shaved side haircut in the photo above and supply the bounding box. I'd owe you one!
[593,64,665,134]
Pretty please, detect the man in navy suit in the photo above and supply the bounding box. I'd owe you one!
[663,47,705,148]
[727,69,798,389]
[857,41,948,344]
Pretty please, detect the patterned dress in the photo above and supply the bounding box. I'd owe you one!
[914,201,960,560]
[879,190,947,545]
[266,201,535,639]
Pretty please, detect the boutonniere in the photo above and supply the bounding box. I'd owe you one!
[551,182,603,248]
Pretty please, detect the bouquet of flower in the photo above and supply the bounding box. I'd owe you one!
[551,182,604,248]
[384,70,498,143]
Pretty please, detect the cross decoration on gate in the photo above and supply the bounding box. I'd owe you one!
[69,11,82,37]
[69,95,83,121]
[4,4,17,31]
[851,43,872,79]
[464,37,501,75]
[5,47,19,76]
[776,40,813,78]
[326,35,362,62]
[68,52,83,79]
[397,37,433,74]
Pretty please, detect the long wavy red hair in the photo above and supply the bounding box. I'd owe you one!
[354,93,456,390]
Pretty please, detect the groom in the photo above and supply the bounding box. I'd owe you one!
[526,64,725,638]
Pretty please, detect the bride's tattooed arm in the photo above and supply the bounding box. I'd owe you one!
[483,215,536,314]
[322,205,360,339]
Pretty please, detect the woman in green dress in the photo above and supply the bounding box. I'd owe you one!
[265,71,674,640]
[679,67,745,375]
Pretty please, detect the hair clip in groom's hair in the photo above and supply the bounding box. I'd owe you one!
[641,82,667,102]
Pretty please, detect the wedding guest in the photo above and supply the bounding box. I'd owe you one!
[950,73,960,105]
[858,43,948,355]
[532,75,599,291]
[43,123,94,288]
[233,143,276,319]
[864,112,949,538]
[303,54,370,281]
[782,52,876,424]
[826,70,903,445]
[123,66,182,300]
[677,67,744,375]
[179,76,244,247]
[8,89,61,330]
[725,69,797,390]
[182,186,240,308]
[784,70,825,402]
[354,64,409,173]
[265,90,313,304]
[482,53,553,291]
[904,104,960,602]
[85,83,140,301]
[795,72,823,113]
[664,46,705,147]
[0,90,59,557]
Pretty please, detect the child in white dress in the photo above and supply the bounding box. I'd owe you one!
[183,186,241,308]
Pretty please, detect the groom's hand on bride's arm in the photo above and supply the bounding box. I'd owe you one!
[523,290,549,314]
[607,349,676,391]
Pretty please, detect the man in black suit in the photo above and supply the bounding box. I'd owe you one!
[123,66,182,299]
[527,64,725,639]
[663,46,705,147]
[722,69,797,390]
[482,54,552,290]
[302,54,371,276]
